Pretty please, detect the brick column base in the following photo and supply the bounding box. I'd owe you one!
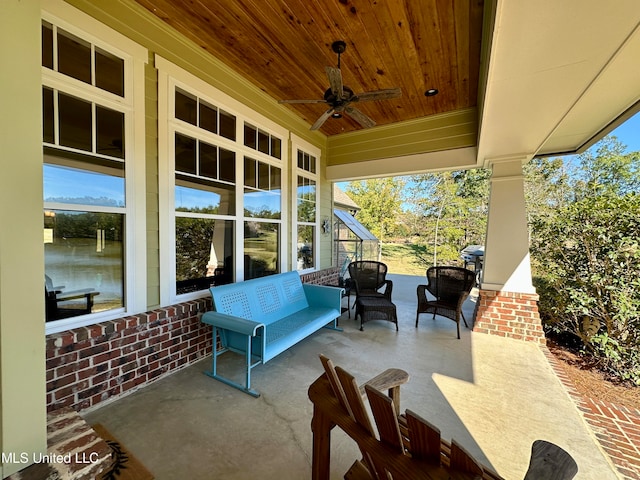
[473,289,546,344]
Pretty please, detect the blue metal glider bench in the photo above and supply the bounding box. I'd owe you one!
[201,271,343,397]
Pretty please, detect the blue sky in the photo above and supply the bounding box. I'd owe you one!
[611,111,640,153]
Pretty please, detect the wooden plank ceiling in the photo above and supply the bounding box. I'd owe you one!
[135,0,484,136]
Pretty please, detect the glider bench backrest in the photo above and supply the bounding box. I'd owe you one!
[201,271,343,396]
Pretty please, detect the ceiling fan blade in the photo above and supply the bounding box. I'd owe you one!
[344,105,376,129]
[325,66,344,98]
[353,87,402,102]
[310,108,334,131]
[278,99,327,104]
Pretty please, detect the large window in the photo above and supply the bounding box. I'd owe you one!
[172,91,237,294]
[292,138,320,272]
[158,57,287,301]
[42,5,146,331]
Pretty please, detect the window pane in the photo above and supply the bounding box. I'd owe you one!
[244,221,279,279]
[175,181,235,215]
[219,148,236,183]
[42,22,53,69]
[95,47,124,97]
[258,162,270,190]
[309,155,316,174]
[244,189,281,219]
[44,164,125,207]
[219,110,236,140]
[298,150,304,169]
[244,157,256,188]
[175,133,196,174]
[175,89,197,126]
[297,199,316,222]
[57,28,91,84]
[271,137,281,159]
[176,218,234,294]
[58,93,92,151]
[96,106,125,159]
[297,225,315,270]
[199,100,217,134]
[244,123,256,149]
[43,87,54,144]
[44,210,124,321]
[270,165,281,192]
[258,130,269,154]
[199,141,217,179]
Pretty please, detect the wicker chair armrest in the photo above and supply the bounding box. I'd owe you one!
[350,278,361,296]
[416,284,428,300]
[382,280,393,299]
[456,290,471,308]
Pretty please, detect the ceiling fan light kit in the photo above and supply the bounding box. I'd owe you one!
[279,40,402,131]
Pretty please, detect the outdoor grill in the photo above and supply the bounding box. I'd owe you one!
[460,245,484,272]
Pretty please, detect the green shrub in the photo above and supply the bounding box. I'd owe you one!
[531,193,640,385]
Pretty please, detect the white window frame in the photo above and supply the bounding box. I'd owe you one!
[156,56,289,306]
[291,134,320,274]
[42,0,147,334]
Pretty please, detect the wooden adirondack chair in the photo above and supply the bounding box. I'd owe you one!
[311,356,506,480]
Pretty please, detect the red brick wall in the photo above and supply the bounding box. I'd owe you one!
[45,268,339,412]
[300,267,339,285]
[46,298,213,412]
[473,289,546,344]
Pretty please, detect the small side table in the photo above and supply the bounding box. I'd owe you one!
[322,280,352,318]
[355,296,398,331]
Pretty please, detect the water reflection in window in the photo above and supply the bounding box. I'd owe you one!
[44,210,124,320]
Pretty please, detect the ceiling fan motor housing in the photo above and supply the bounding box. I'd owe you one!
[324,86,354,108]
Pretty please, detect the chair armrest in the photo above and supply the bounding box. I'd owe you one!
[361,367,409,416]
[360,368,409,394]
[56,288,98,302]
[303,284,344,308]
[201,311,264,336]
[382,280,393,300]
[350,278,361,296]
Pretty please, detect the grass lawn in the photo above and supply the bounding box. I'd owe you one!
[379,242,429,276]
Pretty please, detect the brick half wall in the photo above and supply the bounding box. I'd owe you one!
[45,268,340,412]
[473,289,546,344]
[46,298,213,412]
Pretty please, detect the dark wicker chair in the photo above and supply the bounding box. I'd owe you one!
[347,260,393,304]
[415,266,475,339]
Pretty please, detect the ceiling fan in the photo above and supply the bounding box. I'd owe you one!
[278,41,402,131]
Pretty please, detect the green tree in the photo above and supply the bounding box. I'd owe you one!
[408,169,489,266]
[346,178,406,243]
[528,135,640,384]
[574,136,640,197]
[531,194,640,384]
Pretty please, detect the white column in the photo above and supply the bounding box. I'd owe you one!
[482,158,535,294]
[0,0,47,476]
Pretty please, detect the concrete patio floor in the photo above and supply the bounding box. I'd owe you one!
[83,274,619,480]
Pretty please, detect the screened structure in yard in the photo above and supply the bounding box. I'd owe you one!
[333,209,379,271]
